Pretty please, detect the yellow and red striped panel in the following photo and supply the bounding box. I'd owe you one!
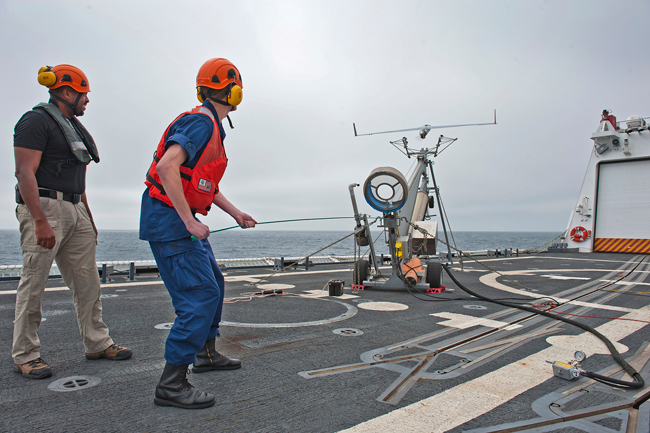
[594,238,650,253]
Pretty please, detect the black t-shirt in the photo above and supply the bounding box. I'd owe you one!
[13,108,87,195]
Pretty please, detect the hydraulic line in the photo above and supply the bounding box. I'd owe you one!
[441,263,645,389]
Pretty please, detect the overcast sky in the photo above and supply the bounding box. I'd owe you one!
[1,0,648,234]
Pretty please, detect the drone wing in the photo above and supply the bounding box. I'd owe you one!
[354,109,497,137]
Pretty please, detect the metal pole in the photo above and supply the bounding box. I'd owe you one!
[362,216,379,273]
[386,214,400,273]
[348,183,363,228]
[428,161,453,264]
[349,184,379,273]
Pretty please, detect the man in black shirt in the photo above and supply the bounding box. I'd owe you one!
[12,64,133,379]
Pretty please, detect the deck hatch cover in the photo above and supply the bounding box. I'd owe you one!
[333,328,364,336]
[48,375,101,392]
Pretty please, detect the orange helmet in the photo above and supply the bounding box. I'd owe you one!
[196,58,242,106]
[37,64,90,93]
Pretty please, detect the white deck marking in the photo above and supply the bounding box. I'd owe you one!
[342,303,650,433]
[0,287,71,295]
[257,283,295,290]
[357,302,409,312]
[430,312,522,330]
[600,279,650,287]
[479,270,635,312]
[546,334,628,354]
[0,280,169,294]
[223,267,354,283]
[302,289,359,300]
[451,267,489,273]
[101,281,165,288]
[539,274,591,280]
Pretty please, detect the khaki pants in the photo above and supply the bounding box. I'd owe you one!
[12,195,113,364]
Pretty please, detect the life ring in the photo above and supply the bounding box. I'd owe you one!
[570,226,589,242]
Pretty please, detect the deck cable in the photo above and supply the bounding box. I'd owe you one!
[402,219,647,389]
[442,262,645,389]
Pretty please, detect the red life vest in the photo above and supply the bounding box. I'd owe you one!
[145,106,227,215]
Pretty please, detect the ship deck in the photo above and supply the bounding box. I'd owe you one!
[1,252,649,432]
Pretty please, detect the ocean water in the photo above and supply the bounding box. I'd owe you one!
[0,229,560,266]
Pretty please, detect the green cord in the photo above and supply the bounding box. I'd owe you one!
[190,216,363,241]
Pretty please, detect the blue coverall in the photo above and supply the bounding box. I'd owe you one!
[140,101,227,366]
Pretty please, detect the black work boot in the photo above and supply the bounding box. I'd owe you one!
[154,362,215,409]
[192,337,241,373]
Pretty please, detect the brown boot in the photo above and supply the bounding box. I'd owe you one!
[192,337,241,373]
[86,343,133,360]
[14,357,53,380]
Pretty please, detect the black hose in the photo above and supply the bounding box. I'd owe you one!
[441,263,644,389]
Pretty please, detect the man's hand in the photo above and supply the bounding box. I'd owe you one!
[234,212,257,229]
[186,219,211,240]
[212,192,256,229]
[35,219,56,249]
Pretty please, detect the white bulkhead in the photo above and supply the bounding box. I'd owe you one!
[565,111,650,253]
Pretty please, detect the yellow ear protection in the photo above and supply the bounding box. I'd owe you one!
[197,82,242,129]
[227,84,243,106]
[39,65,84,115]
[197,83,243,106]
[37,66,57,87]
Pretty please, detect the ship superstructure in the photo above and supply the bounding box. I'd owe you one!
[565,110,650,252]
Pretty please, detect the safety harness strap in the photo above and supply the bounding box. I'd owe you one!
[33,102,100,164]
[152,153,192,182]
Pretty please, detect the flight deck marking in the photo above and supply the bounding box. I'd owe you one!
[301,313,563,406]
[540,274,591,280]
[303,289,359,300]
[480,270,636,312]
[340,301,650,432]
[221,297,358,328]
[357,302,408,311]
[430,312,522,330]
[600,279,650,287]
[462,343,650,433]
[257,283,295,290]
[306,257,649,414]
[223,268,356,284]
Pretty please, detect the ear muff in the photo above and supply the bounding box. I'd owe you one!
[37,66,57,87]
[197,88,205,103]
[227,85,243,106]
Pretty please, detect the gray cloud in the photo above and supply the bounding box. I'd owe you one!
[1,0,648,233]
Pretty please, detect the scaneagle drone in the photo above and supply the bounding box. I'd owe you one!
[350,111,496,291]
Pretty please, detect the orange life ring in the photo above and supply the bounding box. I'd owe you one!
[570,226,589,242]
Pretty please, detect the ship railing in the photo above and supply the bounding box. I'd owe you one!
[439,248,520,259]
[0,256,359,281]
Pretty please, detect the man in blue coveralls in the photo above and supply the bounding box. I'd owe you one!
[140,58,256,409]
